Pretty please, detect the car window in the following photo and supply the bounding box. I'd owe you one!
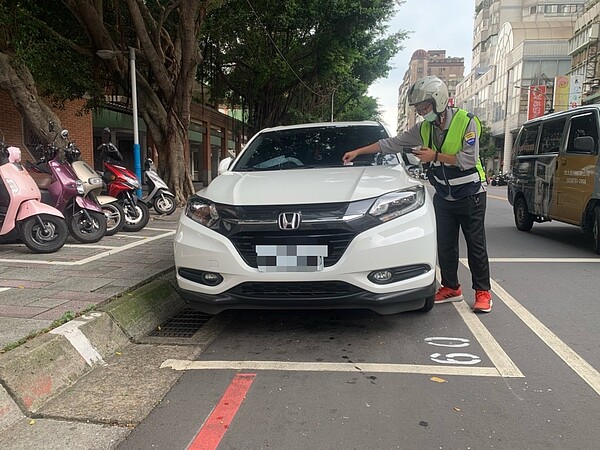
[515,124,539,156]
[538,119,565,154]
[566,112,598,155]
[234,125,389,171]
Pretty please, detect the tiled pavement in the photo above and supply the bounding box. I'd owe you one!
[0,210,181,349]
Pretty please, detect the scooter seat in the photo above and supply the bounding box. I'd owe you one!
[30,172,53,190]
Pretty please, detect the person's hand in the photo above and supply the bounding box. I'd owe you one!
[342,150,359,165]
[413,147,436,162]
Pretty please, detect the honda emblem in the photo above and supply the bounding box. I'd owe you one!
[278,212,301,230]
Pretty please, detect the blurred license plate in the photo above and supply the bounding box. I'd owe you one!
[256,245,328,272]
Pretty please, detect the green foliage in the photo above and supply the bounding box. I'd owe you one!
[202,0,407,131]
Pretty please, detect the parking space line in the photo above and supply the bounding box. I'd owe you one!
[161,359,514,377]
[0,230,175,266]
[491,279,600,396]
[452,300,523,377]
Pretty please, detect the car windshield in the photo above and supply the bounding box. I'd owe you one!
[233,124,392,171]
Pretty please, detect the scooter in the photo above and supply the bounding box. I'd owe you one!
[0,139,68,253]
[143,158,176,215]
[61,132,125,236]
[27,136,107,244]
[97,128,150,232]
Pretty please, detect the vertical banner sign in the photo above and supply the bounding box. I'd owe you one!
[528,85,546,120]
[569,75,583,109]
[553,75,570,112]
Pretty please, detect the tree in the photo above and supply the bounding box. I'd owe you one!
[478,120,498,174]
[202,0,407,132]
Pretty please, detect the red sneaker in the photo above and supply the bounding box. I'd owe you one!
[473,290,492,313]
[434,285,463,304]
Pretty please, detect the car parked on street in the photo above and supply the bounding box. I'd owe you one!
[174,121,437,314]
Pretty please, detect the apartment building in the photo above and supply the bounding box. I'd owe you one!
[396,50,465,133]
[454,0,586,173]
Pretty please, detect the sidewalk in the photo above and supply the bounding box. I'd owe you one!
[0,209,184,431]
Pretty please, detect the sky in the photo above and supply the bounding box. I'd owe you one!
[368,0,476,130]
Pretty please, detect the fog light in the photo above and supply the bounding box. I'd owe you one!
[202,272,223,286]
[371,270,393,283]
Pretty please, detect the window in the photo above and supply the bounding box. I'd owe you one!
[566,113,598,154]
[515,124,540,156]
[539,119,566,154]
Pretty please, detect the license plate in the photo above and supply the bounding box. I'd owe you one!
[256,245,328,272]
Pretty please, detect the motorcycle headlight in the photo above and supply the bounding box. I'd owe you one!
[185,196,220,229]
[368,186,425,222]
[76,179,85,195]
[123,174,140,188]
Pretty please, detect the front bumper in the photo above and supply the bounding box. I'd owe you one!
[174,200,437,315]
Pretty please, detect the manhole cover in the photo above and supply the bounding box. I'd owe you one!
[149,308,213,338]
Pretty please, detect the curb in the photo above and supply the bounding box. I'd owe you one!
[0,271,184,432]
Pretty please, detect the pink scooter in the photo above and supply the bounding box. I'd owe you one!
[0,139,68,253]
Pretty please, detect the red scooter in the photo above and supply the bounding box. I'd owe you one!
[0,138,68,253]
[96,129,150,232]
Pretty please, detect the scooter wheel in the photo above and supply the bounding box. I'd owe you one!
[67,210,107,243]
[123,201,150,232]
[20,214,68,253]
[102,202,125,236]
[154,194,177,215]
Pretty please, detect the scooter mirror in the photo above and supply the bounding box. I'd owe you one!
[61,130,69,139]
[102,128,111,144]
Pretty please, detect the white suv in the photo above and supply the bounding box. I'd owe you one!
[174,122,437,314]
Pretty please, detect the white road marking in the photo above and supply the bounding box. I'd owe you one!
[0,287,10,293]
[50,314,105,366]
[488,258,600,263]
[491,279,600,396]
[453,300,524,377]
[0,229,175,266]
[161,359,511,377]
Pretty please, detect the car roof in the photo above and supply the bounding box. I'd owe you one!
[523,105,600,126]
[258,121,385,133]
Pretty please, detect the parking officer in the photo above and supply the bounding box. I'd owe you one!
[342,75,492,313]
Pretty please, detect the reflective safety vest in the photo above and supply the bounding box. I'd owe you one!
[420,108,486,200]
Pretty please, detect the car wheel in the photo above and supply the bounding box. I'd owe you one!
[593,206,600,254]
[418,294,435,312]
[514,197,534,232]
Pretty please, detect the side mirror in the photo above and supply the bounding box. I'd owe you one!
[218,157,233,175]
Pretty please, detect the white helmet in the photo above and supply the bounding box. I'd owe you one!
[408,76,449,114]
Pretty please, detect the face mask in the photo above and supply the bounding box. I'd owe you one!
[423,110,437,122]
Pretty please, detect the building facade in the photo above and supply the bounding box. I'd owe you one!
[397,50,465,133]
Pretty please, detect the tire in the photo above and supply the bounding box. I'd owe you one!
[102,202,125,236]
[122,200,150,232]
[418,294,435,312]
[67,209,107,243]
[593,206,600,254]
[20,214,68,253]
[514,197,534,232]
[153,193,177,215]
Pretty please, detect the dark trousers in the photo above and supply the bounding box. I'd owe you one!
[433,192,491,291]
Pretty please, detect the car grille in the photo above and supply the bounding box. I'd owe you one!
[230,281,361,299]
[229,230,355,268]
[216,202,380,269]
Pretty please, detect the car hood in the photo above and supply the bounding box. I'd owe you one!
[198,166,419,205]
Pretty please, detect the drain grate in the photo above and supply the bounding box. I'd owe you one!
[149,308,213,338]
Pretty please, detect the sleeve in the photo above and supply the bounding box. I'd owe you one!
[377,123,424,154]
[454,118,480,171]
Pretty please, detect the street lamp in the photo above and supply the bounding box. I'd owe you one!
[96,47,142,196]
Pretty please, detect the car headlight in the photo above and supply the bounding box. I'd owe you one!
[368,186,425,222]
[185,196,220,228]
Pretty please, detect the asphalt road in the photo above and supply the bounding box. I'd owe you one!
[116,185,600,450]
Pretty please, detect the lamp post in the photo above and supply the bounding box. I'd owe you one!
[97,47,142,196]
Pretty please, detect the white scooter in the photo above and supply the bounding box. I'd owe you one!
[61,131,126,236]
[143,158,176,215]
